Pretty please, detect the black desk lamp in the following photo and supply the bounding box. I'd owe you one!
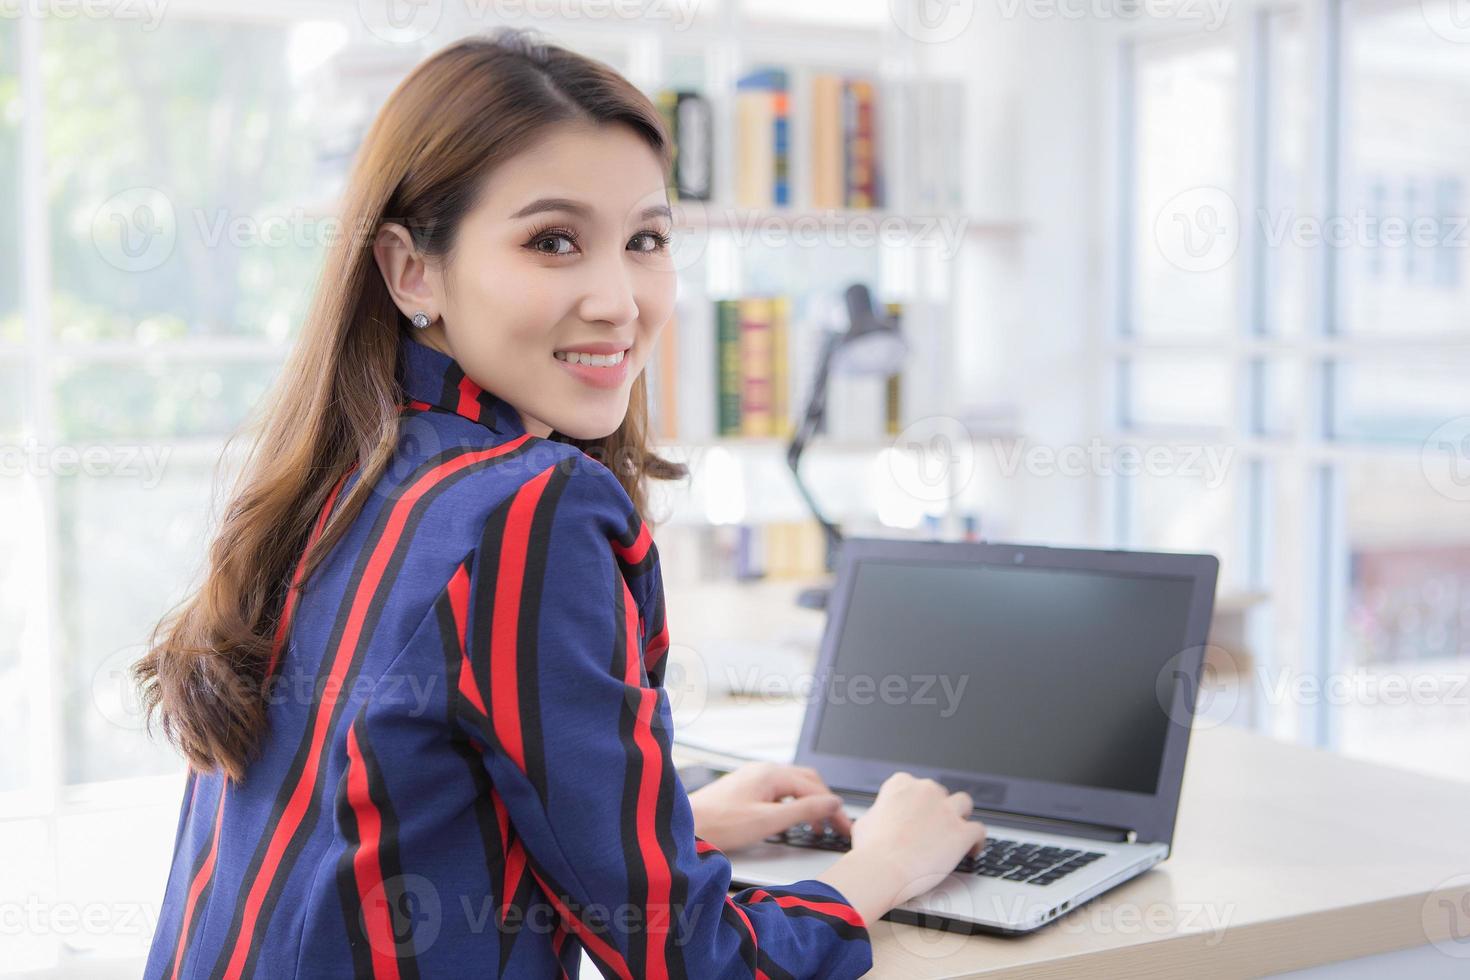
[786,283,908,608]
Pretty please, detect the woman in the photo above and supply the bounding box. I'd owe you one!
[136,28,985,979]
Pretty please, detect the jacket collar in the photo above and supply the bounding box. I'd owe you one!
[397,332,526,438]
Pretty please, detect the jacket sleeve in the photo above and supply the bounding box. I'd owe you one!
[441,455,874,979]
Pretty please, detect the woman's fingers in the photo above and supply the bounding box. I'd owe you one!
[947,789,974,817]
[764,765,854,836]
[770,792,846,834]
[761,764,832,800]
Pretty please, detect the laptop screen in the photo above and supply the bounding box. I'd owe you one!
[809,557,1198,796]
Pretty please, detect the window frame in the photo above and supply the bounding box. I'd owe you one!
[1109,0,1470,751]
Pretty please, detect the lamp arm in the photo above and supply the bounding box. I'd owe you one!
[786,333,845,569]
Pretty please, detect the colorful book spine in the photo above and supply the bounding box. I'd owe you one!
[847,79,877,208]
[772,81,790,207]
[716,299,742,436]
[810,74,844,210]
[770,295,792,438]
[738,297,774,437]
[736,68,789,209]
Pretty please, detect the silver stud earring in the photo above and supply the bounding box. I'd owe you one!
[411,311,431,330]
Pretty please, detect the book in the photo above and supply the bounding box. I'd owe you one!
[845,78,878,208]
[770,295,793,438]
[739,297,775,437]
[736,68,790,208]
[657,89,713,202]
[810,73,845,210]
[716,299,743,436]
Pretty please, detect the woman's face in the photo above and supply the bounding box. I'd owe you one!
[386,121,676,440]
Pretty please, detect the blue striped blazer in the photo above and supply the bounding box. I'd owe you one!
[144,332,874,979]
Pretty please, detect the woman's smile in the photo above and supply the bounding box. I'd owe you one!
[551,341,633,389]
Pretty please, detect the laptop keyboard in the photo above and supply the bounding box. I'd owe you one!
[763,824,1107,886]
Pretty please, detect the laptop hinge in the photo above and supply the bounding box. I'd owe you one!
[835,789,1135,843]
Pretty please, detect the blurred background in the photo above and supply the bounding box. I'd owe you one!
[0,0,1467,974]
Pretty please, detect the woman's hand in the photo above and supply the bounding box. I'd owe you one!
[687,761,853,853]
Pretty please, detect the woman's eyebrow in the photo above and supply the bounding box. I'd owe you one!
[509,197,672,224]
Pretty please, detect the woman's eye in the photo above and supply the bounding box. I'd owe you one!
[531,232,577,255]
[631,230,672,253]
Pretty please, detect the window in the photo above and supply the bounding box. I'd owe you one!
[1116,1,1470,780]
[1129,33,1240,338]
[1339,0,1470,337]
[3,12,350,809]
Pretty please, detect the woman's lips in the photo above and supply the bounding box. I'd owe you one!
[553,350,630,389]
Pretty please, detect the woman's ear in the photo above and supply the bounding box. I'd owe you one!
[373,222,440,323]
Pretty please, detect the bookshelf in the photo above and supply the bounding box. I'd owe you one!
[630,6,1023,550]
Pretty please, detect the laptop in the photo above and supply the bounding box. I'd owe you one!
[723,537,1220,935]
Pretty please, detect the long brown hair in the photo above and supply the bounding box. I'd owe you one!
[135,28,687,782]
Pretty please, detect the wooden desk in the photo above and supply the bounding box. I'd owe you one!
[673,716,1470,978]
